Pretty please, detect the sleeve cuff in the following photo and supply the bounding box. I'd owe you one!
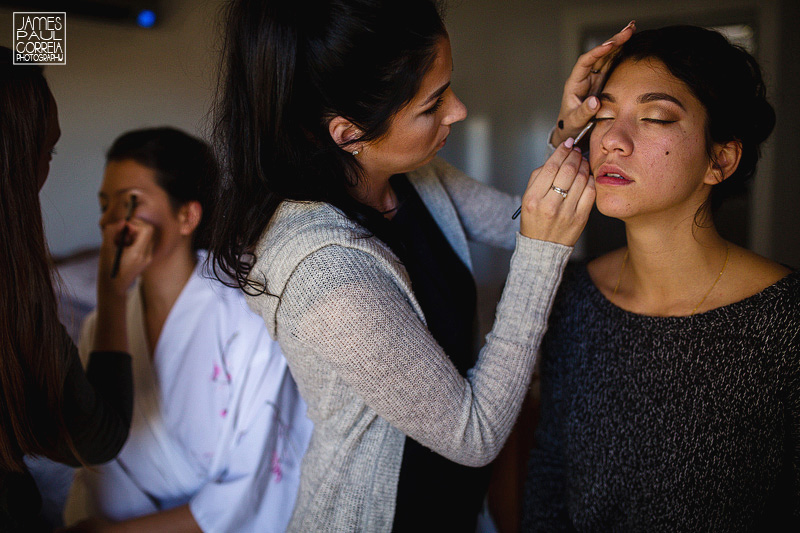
[547,125,559,152]
[491,233,572,343]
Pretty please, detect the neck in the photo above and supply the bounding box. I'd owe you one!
[140,247,197,322]
[349,170,398,216]
[615,216,728,315]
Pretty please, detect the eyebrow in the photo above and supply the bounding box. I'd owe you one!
[599,91,686,110]
[421,81,450,106]
[638,92,685,109]
[98,187,140,199]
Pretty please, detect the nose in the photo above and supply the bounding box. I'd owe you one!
[599,118,634,156]
[442,90,467,126]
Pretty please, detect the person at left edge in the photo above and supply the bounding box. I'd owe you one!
[0,46,152,532]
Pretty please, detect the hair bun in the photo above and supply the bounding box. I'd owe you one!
[748,96,776,145]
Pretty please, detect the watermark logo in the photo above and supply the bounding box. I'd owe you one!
[13,12,66,65]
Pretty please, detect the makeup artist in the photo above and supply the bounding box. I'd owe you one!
[208,1,632,530]
[0,47,153,531]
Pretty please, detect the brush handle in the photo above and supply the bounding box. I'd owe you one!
[109,226,129,279]
[109,195,137,279]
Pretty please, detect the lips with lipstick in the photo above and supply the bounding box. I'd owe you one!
[436,130,450,150]
[595,166,633,186]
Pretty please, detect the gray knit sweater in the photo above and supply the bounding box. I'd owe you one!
[523,263,800,532]
[245,158,572,531]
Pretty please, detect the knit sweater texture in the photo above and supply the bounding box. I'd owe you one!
[245,158,572,531]
[523,263,800,532]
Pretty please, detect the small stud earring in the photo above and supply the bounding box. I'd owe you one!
[352,149,360,156]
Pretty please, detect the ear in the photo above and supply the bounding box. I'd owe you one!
[178,201,202,237]
[705,140,742,185]
[328,116,362,152]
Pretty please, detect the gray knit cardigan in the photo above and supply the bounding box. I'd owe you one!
[246,158,572,531]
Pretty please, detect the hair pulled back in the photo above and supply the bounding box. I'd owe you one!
[606,25,776,212]
[106,127,218,251]
[0,46,75,471]
[209,0,447,292]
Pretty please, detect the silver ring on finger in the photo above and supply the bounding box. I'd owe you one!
[551,185,569,199]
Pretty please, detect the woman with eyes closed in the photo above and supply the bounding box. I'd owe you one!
[207,0,634,530]
[522,26,799,532]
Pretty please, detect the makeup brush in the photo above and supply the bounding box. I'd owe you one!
[512,120,595,220]
[110,194,138,279]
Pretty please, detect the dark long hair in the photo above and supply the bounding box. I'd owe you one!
[606,25,776,213]
[209,0,447,293]
[0,46,75,471]
[106,127,219,251]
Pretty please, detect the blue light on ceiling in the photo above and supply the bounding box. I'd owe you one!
[137,10,156,28]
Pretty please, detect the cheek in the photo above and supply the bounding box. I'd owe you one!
[131,209,170,247]
[406,116,441,147]
[672,129,709,175]
[589,147,601,172]
[648,138,709,196]
[134,209,160,227]
[408,128,436,154]
[383,125,436,164]
[642,132,687,180]
[144,209,185,245]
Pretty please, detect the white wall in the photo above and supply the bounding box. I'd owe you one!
[1,0,224,257]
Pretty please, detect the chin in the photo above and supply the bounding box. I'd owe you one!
[595,196,634,221]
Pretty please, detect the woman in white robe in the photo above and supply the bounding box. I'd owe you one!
[65,127,312,533]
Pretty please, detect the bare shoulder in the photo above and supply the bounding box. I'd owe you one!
[725,244,793,298]
[587,248,627,296]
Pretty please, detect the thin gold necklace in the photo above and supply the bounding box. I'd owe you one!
[612,245,730,316]
[612,250,629,297]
